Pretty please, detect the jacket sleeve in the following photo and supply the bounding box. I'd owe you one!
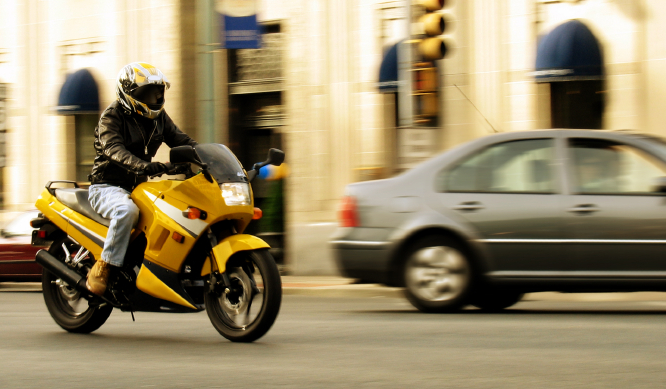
[97,111,150,173]
[162,111,198,148]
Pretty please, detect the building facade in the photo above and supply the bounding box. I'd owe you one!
[3,0,666,275]
[1,0,207,208]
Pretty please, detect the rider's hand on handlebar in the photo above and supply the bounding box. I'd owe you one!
[144,162,167,176]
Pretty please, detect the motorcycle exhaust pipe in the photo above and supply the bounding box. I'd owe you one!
[35,249,87,292]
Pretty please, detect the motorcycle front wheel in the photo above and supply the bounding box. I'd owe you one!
[205,249,282,342]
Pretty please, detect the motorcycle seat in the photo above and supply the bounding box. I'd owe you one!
[54,188,111,227]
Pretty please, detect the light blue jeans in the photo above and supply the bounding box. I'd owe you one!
[88,184,140,267]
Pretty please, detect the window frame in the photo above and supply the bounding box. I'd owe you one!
[437,137,560,195]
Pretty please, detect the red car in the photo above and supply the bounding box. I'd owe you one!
[0,210,42,282]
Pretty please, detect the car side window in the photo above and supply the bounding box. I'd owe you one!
[438,139,556,194]
[569,138,666,195]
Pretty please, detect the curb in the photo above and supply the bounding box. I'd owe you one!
[522,291,666,303]
[283,285,403,298]
[0,282,42,292]
[280,276,403,298]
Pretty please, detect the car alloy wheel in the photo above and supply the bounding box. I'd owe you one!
[403,235,473,313]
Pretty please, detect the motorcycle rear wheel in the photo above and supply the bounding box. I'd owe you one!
[42,236,113,333]
[205,249,282,342]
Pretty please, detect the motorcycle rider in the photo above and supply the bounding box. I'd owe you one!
[86,62,197,296]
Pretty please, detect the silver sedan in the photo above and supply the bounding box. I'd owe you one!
[331,129,666,312]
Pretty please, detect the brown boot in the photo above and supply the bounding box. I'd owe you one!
[86,260,112,296]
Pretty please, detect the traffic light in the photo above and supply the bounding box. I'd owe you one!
[415,0,450,61]
[408,0,452,125]
[413,63,439,121]
[396,0,453,127]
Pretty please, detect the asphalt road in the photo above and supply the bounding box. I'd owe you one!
[2,292,666,388]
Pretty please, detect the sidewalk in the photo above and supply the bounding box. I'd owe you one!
[5,277,666,301]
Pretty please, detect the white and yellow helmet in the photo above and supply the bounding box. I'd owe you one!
[116,62,170,119]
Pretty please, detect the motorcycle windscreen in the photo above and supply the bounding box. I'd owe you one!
[194,144,247,183]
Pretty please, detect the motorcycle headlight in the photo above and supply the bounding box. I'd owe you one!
[221,182,251,206]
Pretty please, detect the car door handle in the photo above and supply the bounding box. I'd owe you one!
[568,204,600,214]
[453,201,484,212]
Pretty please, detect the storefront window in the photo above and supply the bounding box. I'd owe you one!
[75,114,98,183]
[550,81,605,129]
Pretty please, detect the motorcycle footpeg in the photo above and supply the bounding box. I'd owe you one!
[87,298,106,309]
[79,285,122,308]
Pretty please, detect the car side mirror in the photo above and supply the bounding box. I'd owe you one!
[653,177,666,193]
[0,230,17,238]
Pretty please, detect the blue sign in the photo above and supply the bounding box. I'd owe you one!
[217,0,261,49]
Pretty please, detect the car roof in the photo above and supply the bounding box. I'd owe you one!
[446,128,666,148]
[479,128,661,139]
[511,128,664,140]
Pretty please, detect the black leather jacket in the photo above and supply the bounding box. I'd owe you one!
[89,101,197,191]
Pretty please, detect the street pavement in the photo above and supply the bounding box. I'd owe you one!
[3,283,666,388]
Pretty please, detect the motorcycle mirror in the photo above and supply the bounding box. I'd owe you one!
[248,149,285,183]
[170,145,201,165]
[267,148,285,166]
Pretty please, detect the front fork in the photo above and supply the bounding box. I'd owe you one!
[206,229,228,295]
[205,229,260,298]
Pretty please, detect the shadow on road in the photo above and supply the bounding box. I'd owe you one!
[33,330,279,348]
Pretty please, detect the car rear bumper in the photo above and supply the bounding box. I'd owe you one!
[331,239,393,284]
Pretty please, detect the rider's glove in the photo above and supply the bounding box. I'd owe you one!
[144,162,166,176]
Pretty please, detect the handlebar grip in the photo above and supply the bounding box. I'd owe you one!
[136,162,186,177]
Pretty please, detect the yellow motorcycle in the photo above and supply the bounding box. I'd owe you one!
[31,144,284,342]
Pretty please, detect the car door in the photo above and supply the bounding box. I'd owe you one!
[435,136,570,274]
[0,236,41,278]
[0,211,41,280]
[565,137,666,274]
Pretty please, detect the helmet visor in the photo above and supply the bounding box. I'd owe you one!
[131,85,165,109]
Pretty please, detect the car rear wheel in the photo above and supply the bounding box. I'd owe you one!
[403,235,473,313]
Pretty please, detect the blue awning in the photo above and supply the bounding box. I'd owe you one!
[378,42,399,92]
[535,20,604,83]
[56,69,100,114]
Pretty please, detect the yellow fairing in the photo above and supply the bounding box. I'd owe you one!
[166,173,254,234]
[203,234,270,275]
[132,174,255,272]
[135,265,196,309]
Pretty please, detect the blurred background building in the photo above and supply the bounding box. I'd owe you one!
[0,0,663,275]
